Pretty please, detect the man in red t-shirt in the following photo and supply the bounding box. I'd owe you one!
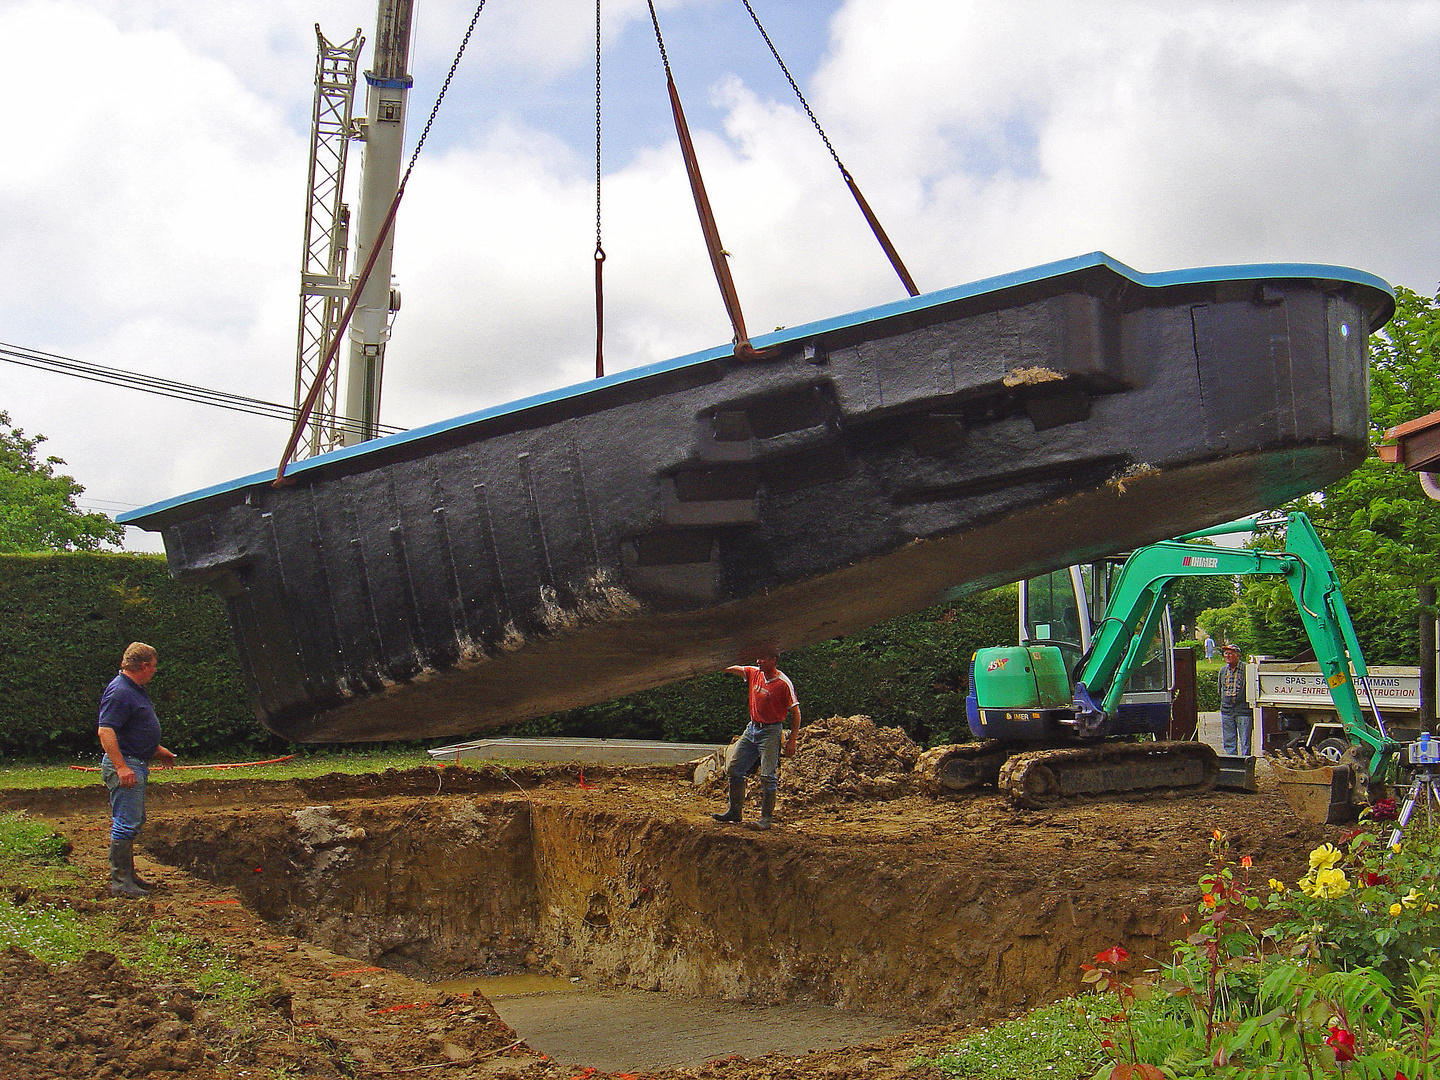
[712,651,801,830]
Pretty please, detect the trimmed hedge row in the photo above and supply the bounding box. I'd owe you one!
[0,552,1016,760]
[0,553,263,760]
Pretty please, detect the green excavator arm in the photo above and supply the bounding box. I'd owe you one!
[1074,511,1397,774]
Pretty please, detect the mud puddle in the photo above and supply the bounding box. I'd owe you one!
[433,975,910,1072]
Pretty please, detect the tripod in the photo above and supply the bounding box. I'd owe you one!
[1387,764,1440,851]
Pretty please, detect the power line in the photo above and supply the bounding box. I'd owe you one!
[0,341,406,438]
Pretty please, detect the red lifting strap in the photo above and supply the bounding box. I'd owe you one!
[646,0,776,362]
[664,74,773,360]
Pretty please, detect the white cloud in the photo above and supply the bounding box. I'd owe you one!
[5,0,1440,556]
[815,0,1440,284]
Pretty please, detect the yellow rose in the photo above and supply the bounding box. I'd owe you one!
[1269,878,1289,894]
[1308,844,1342,871]
[1403,889,1422,909]
[1390,903,1403,917]
[1313,867,1349,899]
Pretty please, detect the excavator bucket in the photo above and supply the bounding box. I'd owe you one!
[1269,759,1360,825]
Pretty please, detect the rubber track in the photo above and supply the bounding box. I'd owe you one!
[914,740,1010,792]
[998,741,1220,809]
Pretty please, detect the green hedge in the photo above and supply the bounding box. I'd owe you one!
[0,553,262,760]
[498,590,1017,748]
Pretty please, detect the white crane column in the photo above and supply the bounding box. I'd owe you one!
[342,0,414,445]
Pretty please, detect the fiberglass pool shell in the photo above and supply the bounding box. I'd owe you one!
[119,252,1393,742]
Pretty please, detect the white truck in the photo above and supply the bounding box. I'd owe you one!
[1250,660,1425,759]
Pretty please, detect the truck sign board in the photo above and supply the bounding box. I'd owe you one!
[1252,664,1420,711]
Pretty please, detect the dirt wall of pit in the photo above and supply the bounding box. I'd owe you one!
[142,794,1184,1022]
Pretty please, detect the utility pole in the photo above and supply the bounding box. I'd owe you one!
[1421,583,1437,727]
[342,0,414,445]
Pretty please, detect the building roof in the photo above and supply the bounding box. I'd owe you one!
[1377,408,1440,471]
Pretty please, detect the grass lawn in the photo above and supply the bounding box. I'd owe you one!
[0,747,437,790]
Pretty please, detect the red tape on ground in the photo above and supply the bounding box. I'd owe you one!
[70,755,297,773]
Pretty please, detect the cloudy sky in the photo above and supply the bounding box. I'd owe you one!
[5,0,1440,553]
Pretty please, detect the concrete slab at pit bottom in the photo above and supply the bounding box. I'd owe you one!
[429,737,726,766]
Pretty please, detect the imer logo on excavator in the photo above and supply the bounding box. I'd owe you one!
[1182,555,1220,568]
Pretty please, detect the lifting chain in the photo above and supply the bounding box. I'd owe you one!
[739,0,919,297]
[595,0,606,378]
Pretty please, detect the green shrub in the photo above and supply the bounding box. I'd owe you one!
[0,550,1018,758]
[0,553,260,759]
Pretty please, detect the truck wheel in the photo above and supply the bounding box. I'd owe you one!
[1313,737,1351,763]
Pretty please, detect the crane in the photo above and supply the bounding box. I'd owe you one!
[341,0,414,446]
[292,1,413,458]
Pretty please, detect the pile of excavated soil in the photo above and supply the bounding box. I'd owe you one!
[0,947,220,1080]
[696,714,923,808]
[783,715,922,807]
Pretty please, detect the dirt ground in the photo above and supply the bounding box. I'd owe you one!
[1,719,1342,1080]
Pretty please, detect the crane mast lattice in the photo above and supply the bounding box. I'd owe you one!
[293,25,364,458]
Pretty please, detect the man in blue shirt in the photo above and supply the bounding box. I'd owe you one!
[97,642,175,897]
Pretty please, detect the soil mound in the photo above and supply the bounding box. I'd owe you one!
[697,715,922,808]
[0,945,218,1079]
[783,715,922,807]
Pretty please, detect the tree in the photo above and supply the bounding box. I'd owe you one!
[1167,539,1237,640]
[1196,597,1255,655]
[0,411,122,552]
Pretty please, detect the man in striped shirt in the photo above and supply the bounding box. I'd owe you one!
[1219,644,1252,756]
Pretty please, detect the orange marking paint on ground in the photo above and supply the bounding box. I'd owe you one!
[69,754,297,773]
[371,1001,429,1014]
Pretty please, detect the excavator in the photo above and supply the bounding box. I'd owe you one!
[917,511,1405,808]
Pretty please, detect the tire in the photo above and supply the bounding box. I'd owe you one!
[1313,737,1351,763]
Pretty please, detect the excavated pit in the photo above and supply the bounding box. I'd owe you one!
[145,781,1198,1024]
[5,715,1331,1076]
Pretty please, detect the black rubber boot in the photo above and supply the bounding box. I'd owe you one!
[712,777,745,823]
[130,860,156,891]
[109,840,149,898]
[757,789,776,831]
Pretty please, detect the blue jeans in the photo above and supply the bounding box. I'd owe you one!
[101,754,149,842]
[1221,708,1252,757]
[726,721,785,794]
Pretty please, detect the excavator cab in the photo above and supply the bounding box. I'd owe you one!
[966,559,1173,741]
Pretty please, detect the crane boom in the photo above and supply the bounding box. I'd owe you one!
[342,0,415,445]
[294,25,364,457]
